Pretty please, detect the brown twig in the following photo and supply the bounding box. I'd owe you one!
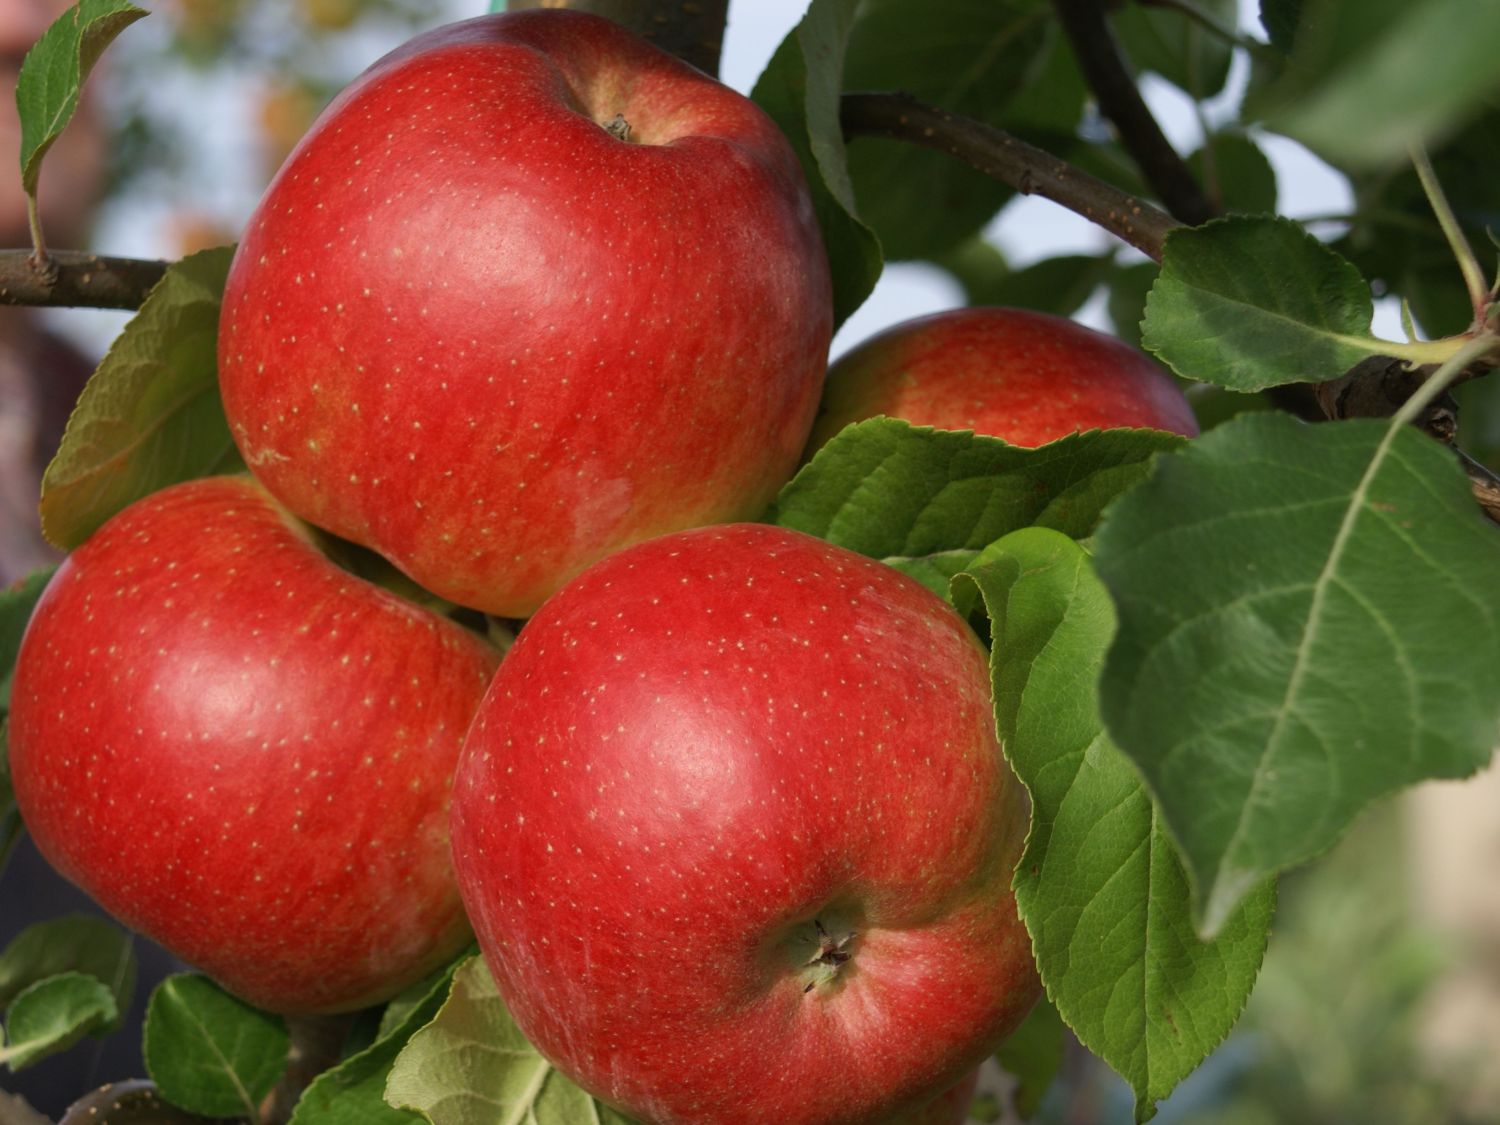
[1315,353,1500,525]
[1052,0,1216,226]
[58,1080,223,1124]
[1457,448,1500,525]
[505,0,729,77]
[841,91,1180,262]
[0,248,168,309]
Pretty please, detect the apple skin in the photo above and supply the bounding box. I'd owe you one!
[806,307,1198,454]
[218,10,833,618]
[450,523,1038,1125]
[8,476,498,1015]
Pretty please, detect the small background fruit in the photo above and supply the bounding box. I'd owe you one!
[806,306,1199,454]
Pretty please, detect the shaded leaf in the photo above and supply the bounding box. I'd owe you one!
[958,529,1272,1121]
[1,972,117,1071]
[0,568,52,713]
[0,723,17,877]
[769,418,1184,597]
[40,247,240,550]
[993,996,1064,1119]
[751,0,882,329]
[0,915,135,1022]
[1094,412,1500,934]
[1115,0,1236,98]
[1107,261,1158,351]
[143,974,288,1120]
[16,0,146,197]
[936,242,1115,320]
[1259,0,1302,50]
[384,955,634,1125]
[842,0,1056,259]
[1189,133,1278,215]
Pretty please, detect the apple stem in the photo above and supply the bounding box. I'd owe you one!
[604,113,633,143]
[259,1013,356,1125]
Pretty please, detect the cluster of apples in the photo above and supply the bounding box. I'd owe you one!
[9,10,1196,1124]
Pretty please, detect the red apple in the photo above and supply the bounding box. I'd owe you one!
[8,476,497,1014]
[218,10,833,619]
[807,307,1198,454]
[450,523,1038,1125]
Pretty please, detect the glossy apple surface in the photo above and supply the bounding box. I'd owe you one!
[451,524,1038,1124]
[219,10,832,618]
[9,476,497,1014]
[807,307,1198,453]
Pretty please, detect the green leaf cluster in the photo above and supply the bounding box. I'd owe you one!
[0,916,136,1072]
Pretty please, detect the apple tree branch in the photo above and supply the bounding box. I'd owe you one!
[0,249,168,310]
[1051,0,1216,225]
[840,91,1181,262]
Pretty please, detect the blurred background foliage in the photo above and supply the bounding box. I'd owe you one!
[1013,799,1497,1124]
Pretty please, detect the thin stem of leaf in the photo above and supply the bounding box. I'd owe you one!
[24,194,55,282]
[1367,335,1469,366]
[1409,142,1489,324]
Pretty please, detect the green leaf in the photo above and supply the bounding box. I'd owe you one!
[768,418,1185,597]
[289,959,466,1125]
[1094,412,1500,935]
[15,0,146,197]
[935,242,1115,320]
[0,915,135,1022]
[841,0,1056,259]
[384,955,635,1125]
[1,972,117,1071]
[144,974,289,1120]
[1188,133,1278,215]
[1141,216,1419,391]
[1259,0,1500,168]
[0,568,53,714]
[993,996,1064,1119]
[0,724,17,877]
[751,0,882,329]
[1114,0,1236,98]
[39,246,241,550]
[1107,261,1159,351]
[1259,0,1302,50]
[957,529,1272,1121]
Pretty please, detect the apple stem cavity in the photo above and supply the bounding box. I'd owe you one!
[800,918,858,993]
[604,112,633,142]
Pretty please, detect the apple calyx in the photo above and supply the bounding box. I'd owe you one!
[604,112,633,142]
[800,918,859,993]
